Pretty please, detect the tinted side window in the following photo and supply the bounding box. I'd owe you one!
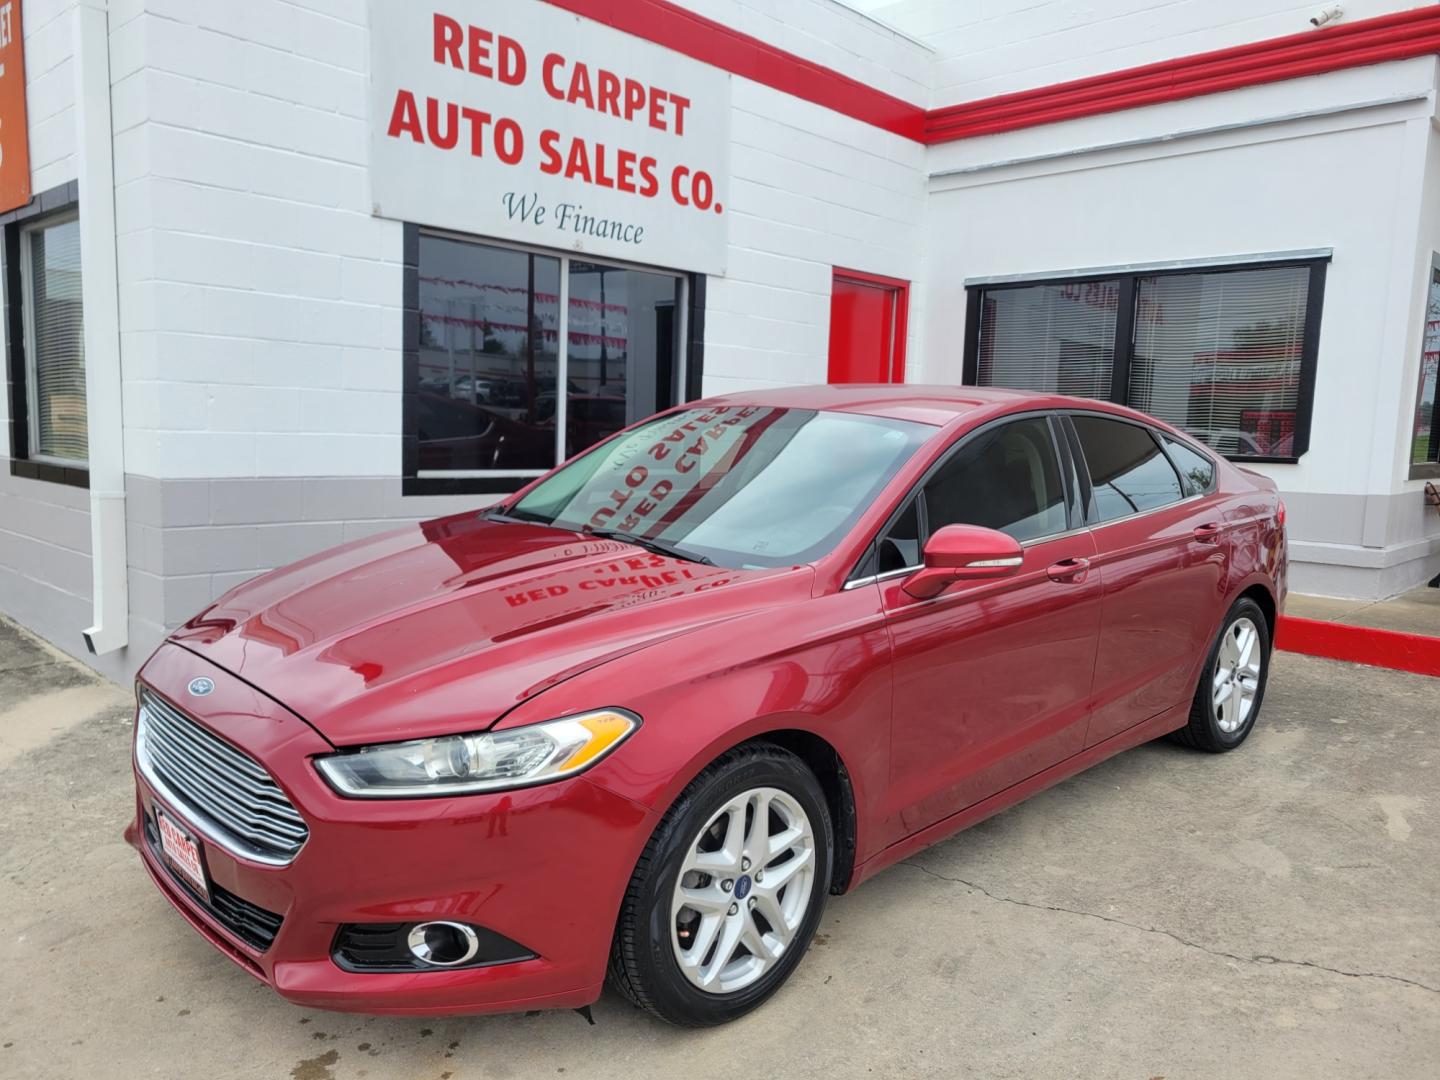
[1072,416,1184,523]
[924,418,1068,542]
[1161,435,1216,496]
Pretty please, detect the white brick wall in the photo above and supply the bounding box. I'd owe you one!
[855,0,1427,104]
[22,0,81,193]
[115,0,400,480]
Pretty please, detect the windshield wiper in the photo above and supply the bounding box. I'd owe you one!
[482,507,552,526]
[585,527,714,566]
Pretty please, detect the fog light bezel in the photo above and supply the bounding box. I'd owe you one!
[330,921,537,973]
[406,921,481,967]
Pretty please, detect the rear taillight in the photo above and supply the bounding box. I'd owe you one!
[1276,499,1287,528]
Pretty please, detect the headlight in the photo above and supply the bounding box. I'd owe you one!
[314,709,639,798]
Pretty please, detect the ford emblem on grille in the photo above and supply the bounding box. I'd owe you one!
[188,677,215,697]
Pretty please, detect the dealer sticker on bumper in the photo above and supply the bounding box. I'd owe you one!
[157,808,210,903]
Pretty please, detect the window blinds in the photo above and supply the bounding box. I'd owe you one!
[28,217,87,463]
[1130,266,1309,458]
[976,280,1118,401]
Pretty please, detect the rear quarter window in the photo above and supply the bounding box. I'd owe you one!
[1072,415,1185,523]
[1161,435,1217,496]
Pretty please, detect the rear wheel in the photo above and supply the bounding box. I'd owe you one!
[608,744,832,1026]
[1171,596,1271,752]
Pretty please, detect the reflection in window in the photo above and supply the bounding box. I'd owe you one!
[1161,435,1215,496]
[513,407,930,569]
[1072,416,1183,523]
[565,263,681,457]
[417,237,560,473]
[414,235,688,480]
[924,418,1067,542]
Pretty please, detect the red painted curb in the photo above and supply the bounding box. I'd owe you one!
[1276,615,1440,678]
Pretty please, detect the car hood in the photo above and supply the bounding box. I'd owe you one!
[168,512,810,747]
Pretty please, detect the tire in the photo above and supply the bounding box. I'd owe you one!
[1170,596,1271,752]
[607,743,833,1026]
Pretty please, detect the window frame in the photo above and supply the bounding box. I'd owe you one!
[401,224,705,497]
[2,180,87,489]
[846,410,1082,586]
[1407,252,1440,481]
[20,208,84,467]
[962,255,1329,465]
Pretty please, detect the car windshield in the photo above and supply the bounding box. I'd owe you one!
[508,405,932,569]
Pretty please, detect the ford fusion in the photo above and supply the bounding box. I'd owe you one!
[126,385,1285,1026]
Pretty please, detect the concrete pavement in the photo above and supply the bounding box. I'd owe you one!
[1,616,1436,1079]
[1286,585,1440,637]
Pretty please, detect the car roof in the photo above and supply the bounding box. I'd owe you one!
[698,384,1124,428]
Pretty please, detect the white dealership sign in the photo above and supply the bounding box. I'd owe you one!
[368,2,732,275]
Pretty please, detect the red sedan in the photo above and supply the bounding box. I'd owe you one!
[125,385,1285,1026]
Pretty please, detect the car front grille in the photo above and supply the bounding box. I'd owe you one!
[137,688,309,865]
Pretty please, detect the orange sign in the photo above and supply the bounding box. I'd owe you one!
[0,0,30,214]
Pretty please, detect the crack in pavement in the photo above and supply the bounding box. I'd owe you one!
[900,860,1439,995]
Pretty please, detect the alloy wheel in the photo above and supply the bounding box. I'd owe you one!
[670,786,817,994]
[1212,615,1262,734]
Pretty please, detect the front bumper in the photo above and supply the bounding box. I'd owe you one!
[125,643,659,1015]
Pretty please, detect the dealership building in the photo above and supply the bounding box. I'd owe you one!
[2,0,1440,679]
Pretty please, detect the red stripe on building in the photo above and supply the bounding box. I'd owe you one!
[927,5,1440,141]
[1276,615,1440,678]
[539,0,927,139]
[541,2,1440,145]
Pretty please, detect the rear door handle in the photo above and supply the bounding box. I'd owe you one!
[1193,523,1224,544]
[1047,557,1090,583]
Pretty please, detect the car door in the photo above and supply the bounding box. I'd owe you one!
[1065,413,1230,747]
[871,415,1104,835]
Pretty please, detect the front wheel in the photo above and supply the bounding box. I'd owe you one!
[607,744,832,1026]
[1171,596,1271,752]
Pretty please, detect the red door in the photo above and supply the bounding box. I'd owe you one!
[828,269,908,384]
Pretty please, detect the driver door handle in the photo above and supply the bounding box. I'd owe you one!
[1047,557,1090,584]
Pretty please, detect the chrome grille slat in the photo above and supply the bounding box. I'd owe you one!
[144,742,309,845]
[144,708,295,808]
[144,695,274,783]
[143,703,299,816]
[138,689,308,864]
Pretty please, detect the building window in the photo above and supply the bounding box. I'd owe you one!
[1408,256,1440,479]
[964,257,1327,462]
[22,213,87,463]
[404,229,698,495]
[976,280,1117,399]
[4,182,87,488]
